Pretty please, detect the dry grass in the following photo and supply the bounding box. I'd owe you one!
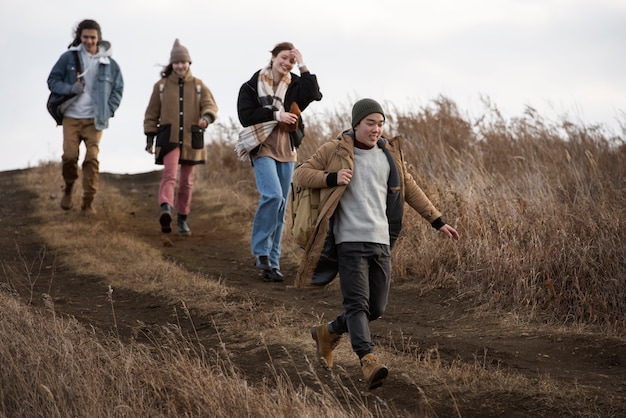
[1,96,624,416]
[0,290,383,418]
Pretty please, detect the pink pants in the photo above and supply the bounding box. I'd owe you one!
[158,147,195,216]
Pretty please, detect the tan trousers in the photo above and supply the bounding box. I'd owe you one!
[62,118,103,200]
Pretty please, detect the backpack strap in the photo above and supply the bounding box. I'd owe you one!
[72,50,82,78]
[158,83,200,100]
[158,83,199,104]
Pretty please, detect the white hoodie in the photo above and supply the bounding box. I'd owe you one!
[64,41,113,119]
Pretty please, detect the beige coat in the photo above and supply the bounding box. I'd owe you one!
[144,70,218,164]
[293,132,442,288]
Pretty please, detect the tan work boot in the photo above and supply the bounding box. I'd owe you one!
[310,324,342,368]
[360,353,388,390]
[81,197,97,215]
[60,182,74,210]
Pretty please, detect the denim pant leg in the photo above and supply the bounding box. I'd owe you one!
[251,157,294,268]
[330,242,391,358]
[268,160,295,268]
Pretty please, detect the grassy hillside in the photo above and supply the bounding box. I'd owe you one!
[1,97,624,417]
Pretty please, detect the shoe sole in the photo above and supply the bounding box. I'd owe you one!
[160,212,172,233]
[367,367,389,390]
[262,270,284,282]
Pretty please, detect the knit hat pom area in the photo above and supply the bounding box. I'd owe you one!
[170,38,192,64]
[352,98,385,128]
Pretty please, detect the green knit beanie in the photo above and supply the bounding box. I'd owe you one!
[351,98,385,128]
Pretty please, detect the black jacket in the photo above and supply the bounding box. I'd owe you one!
[236,69,322,128]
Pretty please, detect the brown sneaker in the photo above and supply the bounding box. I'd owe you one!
[310,324,342,368]
[360,353,388,390]
[60,183,74,210]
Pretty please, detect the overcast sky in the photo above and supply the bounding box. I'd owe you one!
[1,0,624,174]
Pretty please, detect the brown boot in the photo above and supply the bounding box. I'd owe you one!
[60,182,74,210]
[360,353,388,390]
[310,324,342,368]
[81,196,97,215]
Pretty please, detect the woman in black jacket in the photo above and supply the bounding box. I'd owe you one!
[236,42,322,282]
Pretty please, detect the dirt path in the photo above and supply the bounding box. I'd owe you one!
[1,169,625,417]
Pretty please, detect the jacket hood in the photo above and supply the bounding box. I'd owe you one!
[97,40,113,58]
[69,40,113,60]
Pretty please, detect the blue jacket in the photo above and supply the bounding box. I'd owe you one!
[47,41,123,130]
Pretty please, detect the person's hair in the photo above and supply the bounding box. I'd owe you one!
[68,19,102,48]
[268,42,295,66]
[160,63,174,78]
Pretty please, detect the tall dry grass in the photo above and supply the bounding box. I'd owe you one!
[208,96,626,330]
[391,97,625,330]
[0,290,388,418]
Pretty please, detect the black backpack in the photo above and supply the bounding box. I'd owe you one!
[46,51,81,126]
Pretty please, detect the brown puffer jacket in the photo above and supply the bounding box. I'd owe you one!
[293,131,442,288]
[144,70,218,165]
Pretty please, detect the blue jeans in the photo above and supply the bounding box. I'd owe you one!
[329,242,391,358]
[251,157,295,269]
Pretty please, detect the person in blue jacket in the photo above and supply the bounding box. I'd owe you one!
[47,19,124,214]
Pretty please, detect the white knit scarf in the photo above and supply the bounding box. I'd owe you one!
[235,67,291,161]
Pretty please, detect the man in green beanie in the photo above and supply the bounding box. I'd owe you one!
[294,98,460,390]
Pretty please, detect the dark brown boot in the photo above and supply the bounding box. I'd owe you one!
[60,182,74,210]
[310,324,342,368]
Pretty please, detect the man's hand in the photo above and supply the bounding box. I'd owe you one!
[145,135,155,154]
[70,82,83,95]
[438,224,460,240]
[337,168,353,186]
